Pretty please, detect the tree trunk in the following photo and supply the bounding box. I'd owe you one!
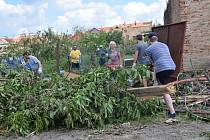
[55,44,60,73]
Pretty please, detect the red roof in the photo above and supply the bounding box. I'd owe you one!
[0,38,8,44]
[97,21,152,31]
[3,38,15,43]
[97,27,113,31]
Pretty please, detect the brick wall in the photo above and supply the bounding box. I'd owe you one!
[164,0,181,24]
[165,0,210,71]
[124,26,152,40]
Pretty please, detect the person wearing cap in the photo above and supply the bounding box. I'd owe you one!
[145,32,177,123]
[106,41,122,69]
[70,45,81,71]
[20,51,42,75]
[132,34,150,86]
[97,45,108,66]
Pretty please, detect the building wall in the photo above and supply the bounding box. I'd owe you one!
[165,0,210,71]
[164,0,181,24]
[123,26,152,40]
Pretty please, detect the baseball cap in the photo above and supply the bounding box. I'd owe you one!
[148,32,157,38]
[135,34,143,40]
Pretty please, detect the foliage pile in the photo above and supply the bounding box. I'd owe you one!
[0,66,163,136]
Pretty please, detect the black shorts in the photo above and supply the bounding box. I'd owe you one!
[156,70,174,85]
[72,62,80,69]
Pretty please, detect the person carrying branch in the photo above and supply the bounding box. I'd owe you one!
[145,32,177,123]
[70,45,81,72]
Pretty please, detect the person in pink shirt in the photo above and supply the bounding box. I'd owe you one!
[106,41,122,70]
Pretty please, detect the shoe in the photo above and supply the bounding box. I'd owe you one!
[165,118,178,124]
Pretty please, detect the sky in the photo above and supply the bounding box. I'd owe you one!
[0,0,168,37]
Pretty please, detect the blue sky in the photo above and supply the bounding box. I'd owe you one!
[0,0,168,37]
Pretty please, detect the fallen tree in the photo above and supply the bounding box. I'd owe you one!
[0,66,164,136]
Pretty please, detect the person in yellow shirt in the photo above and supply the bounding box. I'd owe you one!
[70,45,81,70]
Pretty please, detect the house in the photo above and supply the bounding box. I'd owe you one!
[119,21,152,40]
[88,28,101,33]
[0,38,9,51]
[97,26,113,32]
[89,21,152,40]
[164,0,210,71]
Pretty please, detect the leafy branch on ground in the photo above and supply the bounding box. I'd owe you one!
[0,66,163,136]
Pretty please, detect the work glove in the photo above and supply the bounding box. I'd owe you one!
[21,61,26,65]
[132,62,136,68]
[38,67,43,74]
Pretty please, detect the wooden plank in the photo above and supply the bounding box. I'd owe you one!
[172,95,210,104]
[127,85,170,97]
[167,77,208,86]
[175,95,210,100]
[188,98,210,106]
[64,72,79,79]
[175,109,210,115]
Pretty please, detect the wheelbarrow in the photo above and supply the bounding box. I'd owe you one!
[127,77,209,97]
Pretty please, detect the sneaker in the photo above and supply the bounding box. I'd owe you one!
[165,118,178,124]
[168,112,176,118]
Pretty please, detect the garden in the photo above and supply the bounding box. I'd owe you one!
[0,28,210,139]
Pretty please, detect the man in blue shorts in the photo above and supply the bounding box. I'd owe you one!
[146,32,177,123]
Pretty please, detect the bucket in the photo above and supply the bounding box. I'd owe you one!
[59,70,64,76]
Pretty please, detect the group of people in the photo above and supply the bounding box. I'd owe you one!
[97,41,122,69]
[3,32,177,123]
[2,51,43,75]
[93,32,177,123]
[68,41,123,71]
[132,32,177,123]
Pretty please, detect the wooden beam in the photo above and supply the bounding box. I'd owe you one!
[167,77,208,86]
[188,98,210,106]
[127,85,170,97]
[176,109,210,115]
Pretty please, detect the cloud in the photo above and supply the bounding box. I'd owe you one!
[0,0,168,36]
[122,0,168,23]
[55,0,83,10]
[0,0,34,15]
[54,0,168,33]
[37,3,49,30]
[0,1,49,37]
[18,27,29,34]
[54,1,123,32]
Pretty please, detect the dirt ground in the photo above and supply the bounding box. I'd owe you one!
[2,121,210,140]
